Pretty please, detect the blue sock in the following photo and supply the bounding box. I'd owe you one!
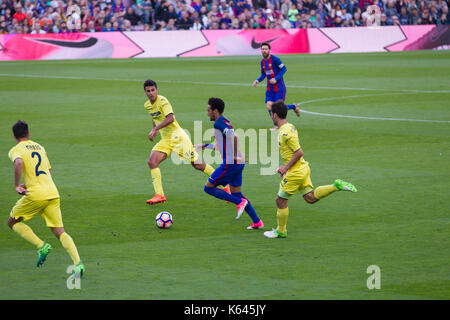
[287,104,296,110]
[232,192,260,223]
[267,109,272,118]
[204,186,241,205]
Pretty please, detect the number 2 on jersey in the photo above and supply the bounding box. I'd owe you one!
[31,152,47,176]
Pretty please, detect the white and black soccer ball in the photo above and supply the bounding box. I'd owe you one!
[155,212,173,229]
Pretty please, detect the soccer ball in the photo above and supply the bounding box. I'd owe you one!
[155,212,173,229]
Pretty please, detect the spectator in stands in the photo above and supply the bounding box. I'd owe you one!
[398,6,410,25]
[140,0,153,25]
[166,18,177,30]
[13,4,26,24]
[31,21,46,34]
[122,18,132,31]
[288,2,298,27]
[280,0,290,17]
[166,4,179,22]
[124,6,140,26]
[312,11,325,27]
[385,0,399,25]
[87,20,96,32]
[176,10,192,29]
[2,0,449,34]
[421,8,435,24]
[410,7,421,24]
[252,0,266,10]
[190,16,203,30]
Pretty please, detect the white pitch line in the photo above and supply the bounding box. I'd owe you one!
[0,73,449,94]
[298,93,450,123]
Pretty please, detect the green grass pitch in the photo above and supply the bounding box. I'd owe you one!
[0,50,449,300]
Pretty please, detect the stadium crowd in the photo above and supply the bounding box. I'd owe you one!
[0,0,448,34]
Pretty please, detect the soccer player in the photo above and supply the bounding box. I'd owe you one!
[252,42,301,129]
[7,121,85,276]
[144,79,225,204]
[264,101,357,239]
[198,97,264,229]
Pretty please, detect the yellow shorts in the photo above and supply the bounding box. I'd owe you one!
[152,134,199,163]
[10,196,63,228]
[278,165,314,199]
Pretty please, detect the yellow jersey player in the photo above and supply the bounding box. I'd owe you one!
[7,121,84,277]
[143,79,227,204]
[263,101,357,239]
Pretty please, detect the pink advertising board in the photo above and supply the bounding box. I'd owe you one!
[0,25,448,61]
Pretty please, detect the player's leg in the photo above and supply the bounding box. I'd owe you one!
[204,180,242,205]
[192,161,215,176]
[147,146,168,204]
[181,137,216,177]
[8,197,52,266]
[227,166,263,226]
[230,185,263,228]
[306,179,357,203]
[44,198,84,275]
[264,195,289,239]
[203,165,245,213]
[302,167,357,204]
[264,176,297,238]
[51,226,85,276]
[279,88,300,117]
[290,103,301,117]
[8,216,44,249]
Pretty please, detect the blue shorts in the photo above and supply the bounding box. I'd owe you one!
[265,89,286,103]
[208,163,245,187]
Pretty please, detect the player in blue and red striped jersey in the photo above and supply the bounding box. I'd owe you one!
[197,97,264,230]
[253,42,301,129]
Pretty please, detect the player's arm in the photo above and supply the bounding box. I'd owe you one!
[277,148,303,177]
[233,134,240,162]
[272,57,287,83]
[148,113,174,141]
[13,158,28,195]
[195,143,216,151]
[253,62,266,87]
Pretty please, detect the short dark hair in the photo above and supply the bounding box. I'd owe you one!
[261,42,271,49]
[143,79,157,89]
[208,97,225,114]
[271,100,287,119]
[12,120,29,139]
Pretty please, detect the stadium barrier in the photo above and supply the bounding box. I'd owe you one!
[0,25,448,61]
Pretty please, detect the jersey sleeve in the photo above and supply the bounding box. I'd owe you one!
[273,56,287,81]
[8,146,22,163]
[282,127,301,152]
[257,60,266,82]
[214,120,234,136]
[159,97,174,117]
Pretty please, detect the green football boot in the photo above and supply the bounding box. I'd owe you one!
[71,261,85,278]
[334,179,358,192]
[263,228,287,239]
[36,243,52,267]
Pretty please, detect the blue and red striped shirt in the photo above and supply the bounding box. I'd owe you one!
[213,115,243,165]
[257,54,287,93]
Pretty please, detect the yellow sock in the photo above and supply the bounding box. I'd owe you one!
[12,222,44,248]
[277,207,289,234]
[313,185,338,200]
[60,232,81,265]
[151,168,164,196]
[203,164,215,177]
